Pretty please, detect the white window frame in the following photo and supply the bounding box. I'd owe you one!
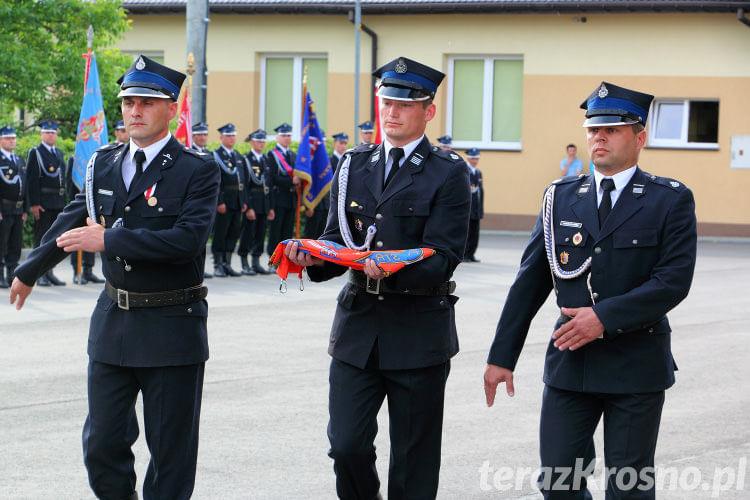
[259,53,326,143]
[648,98,719,150]
[445,55,523,151]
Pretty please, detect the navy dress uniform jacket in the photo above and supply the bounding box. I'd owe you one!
[307,138,471,370]
[26,144,66,209]
[244,152,272,214]
[469,166,484,220]
[0,153,27,214]
[15,137,220,367]
[214,147,246,211]
[266,146,296,209]
[487,168,696,394]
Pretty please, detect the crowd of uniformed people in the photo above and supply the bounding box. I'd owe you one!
[0,112,485,289]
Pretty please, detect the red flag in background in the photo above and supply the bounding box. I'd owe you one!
[174,85,192,147]
[373,86,382,145]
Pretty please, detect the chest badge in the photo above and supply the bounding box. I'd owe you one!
[48,166,55,172]
[147,196,158,207]
[354,218,363,231]
[572,232,583,246]
[559,252,569,265]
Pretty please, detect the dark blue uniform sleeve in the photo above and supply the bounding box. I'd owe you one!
[103,160,220,263]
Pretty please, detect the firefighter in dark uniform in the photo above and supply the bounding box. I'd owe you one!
[238,128,274,275]
[436,134,452,150]
[191,122,213,279]
[26,119,67,286]
[484,82,697,499]
[191,122,210,154]
[0,126,26,288]
[10,55,220,500]
[211,123,246,277]
[358,120,374,144]
[285,56,471,500]
[464,147,484,262]
[66,155,104,285]
[330,132,349,171]
[113,120,129,145]
[265,122,298,257]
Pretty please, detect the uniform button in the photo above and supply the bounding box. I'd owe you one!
[408,207,414,212]
[375,213,383,220]
[594,247,602,254]
[158,207,164,212]
[377,295,384,301]
[565,237,570,242]
[439,300,445,306]
[187,307,193,313]
[376,241,384,248]
[358,206,363,211]
[617,328,624,334]
[648,328,654,333]
[115,256,121,262]
[124,206,131,212]
[632,239,638,245]
[592,292,599,300]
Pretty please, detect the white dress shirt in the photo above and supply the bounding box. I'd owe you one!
[122,133,172,191]
[383,135,424,184]
[593,165,637,209]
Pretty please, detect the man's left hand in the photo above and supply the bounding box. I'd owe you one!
[56,218,105,253]
[552,306,605,351]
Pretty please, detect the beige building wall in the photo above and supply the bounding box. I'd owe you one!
[120,11,750,235]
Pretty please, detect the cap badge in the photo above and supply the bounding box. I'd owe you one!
[135,57,146,70]
[560,252,569,265]
[394,58,407,74]
[572,232,583,246]
[598,84,608,98]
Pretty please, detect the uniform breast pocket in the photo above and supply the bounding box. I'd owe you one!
[96,194,116,216]
[554,226,590,270]
[140,197,182,229]
[613,229,659,249]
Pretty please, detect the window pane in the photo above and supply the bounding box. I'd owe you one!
[654,102,683,140]
[265,58,294,131]
[492,60,523,143]
[303,58,328,131]
[452,60,484,141]
[688,101,718,143]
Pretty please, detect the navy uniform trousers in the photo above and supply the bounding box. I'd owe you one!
[15,137,219,500]
[308,139,471,499]
[0,152,26,273]
[238,152,272,258]
[487,168,696,499]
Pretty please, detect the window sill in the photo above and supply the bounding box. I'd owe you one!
[646,143,719,151]
[451,141,522,152]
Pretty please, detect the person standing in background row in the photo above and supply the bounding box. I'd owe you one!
[113,121,129,145]
[265,123,297,260]
[238,128,274,275]
[212,123,246,277]
[0,125,26,288]
[560,143,583,177]
[358,121,374,144]
[25,120,67,287]
[463,147,484,263]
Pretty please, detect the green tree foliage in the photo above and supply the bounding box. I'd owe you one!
[0,0,131,133]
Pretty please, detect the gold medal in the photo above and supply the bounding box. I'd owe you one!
[8,169,12,174]
[572,232,583,246]
[560,252,569,265]
[227,161,233,167]
[48,166,54,172]
[147,196,158,207]
[99,215,106,226]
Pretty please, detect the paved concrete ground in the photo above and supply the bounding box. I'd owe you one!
[1,233,748,499]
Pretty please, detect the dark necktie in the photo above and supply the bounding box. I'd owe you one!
[384,148,404,189]
[598,178,616,228]
[130,149,146,193]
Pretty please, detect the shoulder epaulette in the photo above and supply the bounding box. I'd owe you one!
[182,146,211,160]
[550,173,587,186]
[347,143,377,155]
[96,142,124,153]
[643,172,687,191]
[430,146,465,165]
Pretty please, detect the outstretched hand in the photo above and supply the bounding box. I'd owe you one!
[484,364,515,407]
[9,278,33,310]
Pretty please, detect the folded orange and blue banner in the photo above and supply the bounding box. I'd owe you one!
[294,91,333,210]
[269,239,435,281]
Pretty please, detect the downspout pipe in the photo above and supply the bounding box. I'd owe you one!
[739,8,750,28]
[348,11,378,121]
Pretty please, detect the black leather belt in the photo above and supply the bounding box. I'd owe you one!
[348,270,455,296]
[224,185,241,191]
[40,187,64,195]
[106,281,207,310]
[1,199,23,208]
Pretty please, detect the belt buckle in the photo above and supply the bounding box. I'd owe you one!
[117,288,130,310]
[15,201,22,208]
[365,276,380,295]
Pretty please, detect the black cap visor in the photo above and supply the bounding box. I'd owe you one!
[582,114,640,128]
[118,84,174,100]
[377,85,432,102]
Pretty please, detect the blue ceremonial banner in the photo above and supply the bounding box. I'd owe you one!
[294,91,332,210]
[72,54,108,191]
